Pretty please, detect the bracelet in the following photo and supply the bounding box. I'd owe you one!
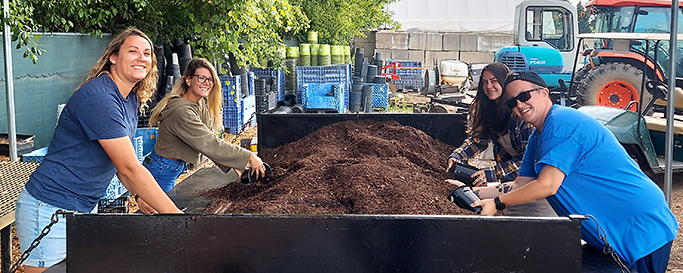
[134,194,140,201]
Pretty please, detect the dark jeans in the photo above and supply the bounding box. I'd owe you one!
[142,150,186,192]
[632,240,673,273]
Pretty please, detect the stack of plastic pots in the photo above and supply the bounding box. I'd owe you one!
[284,58,297,96]
[331,45,343,64]
[361,85,374,113]
[299,44,311,66]
[310,44,319,66]
[344,46,352,64]
[354,48,364,79]
[307,31,318,45]
[318,44,331,66]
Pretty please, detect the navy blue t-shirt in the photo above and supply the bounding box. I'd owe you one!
[25,74,138,212]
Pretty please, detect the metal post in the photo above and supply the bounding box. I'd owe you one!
[665,0,679,207]
[1,226,10,273]
[3,0,18,161]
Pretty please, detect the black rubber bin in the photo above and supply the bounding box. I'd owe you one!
[0,133,35,156]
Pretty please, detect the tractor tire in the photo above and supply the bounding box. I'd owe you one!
[568,64,592,97]
[577,62,652,113]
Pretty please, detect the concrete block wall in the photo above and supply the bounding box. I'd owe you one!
[355,30,513,68]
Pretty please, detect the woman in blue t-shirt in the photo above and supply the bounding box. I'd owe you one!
[15,28,183,272]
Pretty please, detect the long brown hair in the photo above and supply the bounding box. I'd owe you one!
[79,27,158,112]
[149,58,222,131]
[468,62,512,139]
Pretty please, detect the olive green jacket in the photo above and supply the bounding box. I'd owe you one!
[154,96,251,172]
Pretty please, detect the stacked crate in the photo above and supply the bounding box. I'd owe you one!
[251,68,286,102]
[254,78,277,113]
[386,59,425,91]
[361,83,390,111]
[296,64,352,112]
[242,95,256,126]
[99,136,144,212]
[221,75,243,135]
[301,83,345,113]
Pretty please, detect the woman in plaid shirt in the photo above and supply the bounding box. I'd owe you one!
[447,63,534,186]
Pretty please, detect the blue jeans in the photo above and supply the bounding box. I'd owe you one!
[632,240,673,273]
[142,150,185,192]
[15,188,96,268]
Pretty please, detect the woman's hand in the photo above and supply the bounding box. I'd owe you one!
[136,197,158,214]
[247,153,265,179]
[471,170,487,187]
[446,158,458,172]
[471,198,497,216]
[446,179,466,188]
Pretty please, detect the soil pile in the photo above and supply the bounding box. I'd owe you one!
[202,120,474,215]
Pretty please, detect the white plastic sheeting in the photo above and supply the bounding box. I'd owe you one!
[386,0,524,33]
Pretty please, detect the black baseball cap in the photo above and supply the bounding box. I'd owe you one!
[504,70,547,89]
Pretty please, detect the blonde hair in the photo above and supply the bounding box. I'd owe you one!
[79,27,158,112]
[149,58,222,131]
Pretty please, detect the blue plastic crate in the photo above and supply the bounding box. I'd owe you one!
[98,193,129,213]
[241,95,256,127]
[301,83,345,113]
[387,68,424,76]
[22,147,48,163]
[247,72,255,96]
[221,75,242,108]
[101,136,143,204]
[251,68,285,102]
[393,79,425,91]
[296,64,351,112]
[223,104,242,135]
[135,127,158,157]
[387,59,423,68]
[362,83,389,109]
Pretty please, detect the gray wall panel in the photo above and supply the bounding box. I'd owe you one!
[0,33,112,148]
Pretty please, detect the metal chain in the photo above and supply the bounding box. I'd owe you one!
[230,111,257,144]
[10,209,69,273]
[585,214,630,273]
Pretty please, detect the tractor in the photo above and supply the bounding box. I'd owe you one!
[497,0,683,112]
[574,0,683,111]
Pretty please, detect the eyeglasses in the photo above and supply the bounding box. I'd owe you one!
[193,75,214,85]
[505,87,544,108]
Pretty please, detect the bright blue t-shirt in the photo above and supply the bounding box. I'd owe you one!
[519,105,678,265]
[25,74,138,212]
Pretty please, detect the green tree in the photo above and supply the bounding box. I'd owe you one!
[2,1,44,64]
[6,0,308,69]
[5,0,398,67]
[289,0,399,45]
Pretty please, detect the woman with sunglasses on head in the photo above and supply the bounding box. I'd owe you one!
[446,62,534,186]
[139,58,265,213]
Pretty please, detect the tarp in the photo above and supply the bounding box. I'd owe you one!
[386,0,524,33]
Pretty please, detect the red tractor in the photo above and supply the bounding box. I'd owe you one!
[572,0,683,112]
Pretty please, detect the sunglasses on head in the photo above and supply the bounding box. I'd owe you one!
[505,87,544,108]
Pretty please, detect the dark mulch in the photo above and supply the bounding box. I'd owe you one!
[201,119,474,215]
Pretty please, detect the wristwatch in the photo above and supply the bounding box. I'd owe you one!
[494,196,506,210]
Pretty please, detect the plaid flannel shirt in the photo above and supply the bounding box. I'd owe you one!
[449,114,534,182]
